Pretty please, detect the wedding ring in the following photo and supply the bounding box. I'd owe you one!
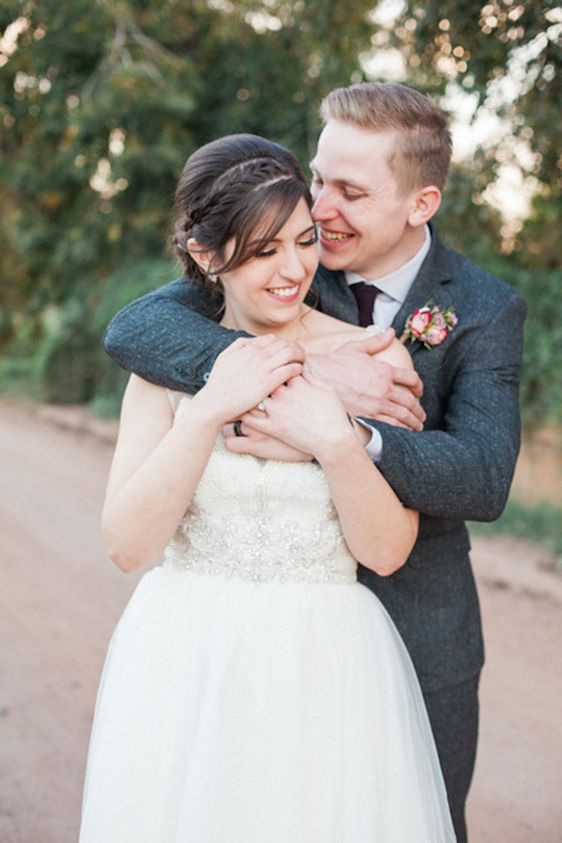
[257,399,267,413]
[233,420,243,437]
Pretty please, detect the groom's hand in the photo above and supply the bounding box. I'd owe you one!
[223,423,314,462]
[305,331,425,430]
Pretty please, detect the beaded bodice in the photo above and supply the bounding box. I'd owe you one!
[162,395,357,584]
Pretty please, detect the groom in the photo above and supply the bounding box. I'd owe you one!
[104,83,526,841]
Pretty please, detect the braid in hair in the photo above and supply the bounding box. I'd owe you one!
[172,135,310,292]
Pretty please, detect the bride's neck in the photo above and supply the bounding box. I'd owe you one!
[220,303,316,342]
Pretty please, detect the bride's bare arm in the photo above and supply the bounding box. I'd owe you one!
[101,377,225,572]
[239,377,418,575]
[102,336,304,572]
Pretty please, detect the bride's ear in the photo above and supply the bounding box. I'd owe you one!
[187,237,218,275]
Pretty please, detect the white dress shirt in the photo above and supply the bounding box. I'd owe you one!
[346,225,431,460]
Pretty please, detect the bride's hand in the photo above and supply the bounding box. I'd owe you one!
[198,335,305,423]
[239,374,358,461]
[224,424,314,462]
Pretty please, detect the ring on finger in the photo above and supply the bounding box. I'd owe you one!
[233,420,244,437]
[257,399,267,413]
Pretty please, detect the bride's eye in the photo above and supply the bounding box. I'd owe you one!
[257,247,277,258]
[298,228,319,248]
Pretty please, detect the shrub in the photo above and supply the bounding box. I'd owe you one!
[36,256,177,412]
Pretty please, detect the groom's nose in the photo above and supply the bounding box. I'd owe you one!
[311,186,337,221]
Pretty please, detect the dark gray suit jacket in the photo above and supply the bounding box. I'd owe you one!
[104,226,526,693]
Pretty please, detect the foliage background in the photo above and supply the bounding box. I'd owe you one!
[0,0,560,426]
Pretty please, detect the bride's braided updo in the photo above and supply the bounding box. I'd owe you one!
[172,134,312,291]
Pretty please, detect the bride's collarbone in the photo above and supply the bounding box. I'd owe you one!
[300,326,365,354]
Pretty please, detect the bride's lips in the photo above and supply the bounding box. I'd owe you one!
[265,284,301,303]
[318,227,355,249]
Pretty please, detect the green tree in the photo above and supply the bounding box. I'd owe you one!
[394,1,561,262]
[1,0,198,316]
[1,0,379,401]
[1,0,378,327]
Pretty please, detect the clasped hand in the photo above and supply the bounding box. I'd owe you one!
[216,330,425,462]
[201,334,305,422]
[239,374,354,462]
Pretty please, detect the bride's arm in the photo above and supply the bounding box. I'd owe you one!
[101,377,225,573]
[227,336,417,460]
[102,336,304,572]
[240,377,418,575]
[320,429,419,576]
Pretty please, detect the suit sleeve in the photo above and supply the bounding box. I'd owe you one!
[103,278,250,392]
[369,293,527,522]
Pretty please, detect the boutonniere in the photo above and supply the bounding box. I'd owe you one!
[400,301,458,349]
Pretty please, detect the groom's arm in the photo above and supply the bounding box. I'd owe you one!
[365,293,527,522]
[104,276,424,431]
[103,278,250,393]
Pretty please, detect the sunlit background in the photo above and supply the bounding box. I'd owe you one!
[1,5,562,843]
[1,0,561,536]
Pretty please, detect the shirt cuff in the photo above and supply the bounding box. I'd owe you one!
[354,418,383,462]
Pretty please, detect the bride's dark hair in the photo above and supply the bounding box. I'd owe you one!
[172,134,313,291]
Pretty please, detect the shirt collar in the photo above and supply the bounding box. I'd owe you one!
[346,224,431,304]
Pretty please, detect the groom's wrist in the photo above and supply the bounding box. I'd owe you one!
[354,419,383,462]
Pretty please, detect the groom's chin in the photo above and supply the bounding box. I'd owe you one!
[317,249,349,272]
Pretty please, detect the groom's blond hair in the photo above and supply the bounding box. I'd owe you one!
[320,82,452,193]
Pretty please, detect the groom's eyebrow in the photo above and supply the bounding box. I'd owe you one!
[309,163,368,193]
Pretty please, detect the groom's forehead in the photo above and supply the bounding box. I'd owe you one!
[312,123,397,169]
[310,143,396,192]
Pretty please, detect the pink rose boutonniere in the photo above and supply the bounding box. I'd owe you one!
[400,301,458,349]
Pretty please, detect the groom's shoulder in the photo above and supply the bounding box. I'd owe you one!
[434,230,525,312]
[142,275,189,300]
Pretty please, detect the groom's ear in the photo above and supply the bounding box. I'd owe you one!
[407,186,442,227]
[187,237,217,275]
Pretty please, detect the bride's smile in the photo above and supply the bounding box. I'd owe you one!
[218,199,319,336]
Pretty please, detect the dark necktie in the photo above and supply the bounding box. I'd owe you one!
[351,282,379,327]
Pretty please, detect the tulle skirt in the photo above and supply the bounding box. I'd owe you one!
[79,565,455,842]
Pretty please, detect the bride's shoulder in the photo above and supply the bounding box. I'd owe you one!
[121,374,177,416]
[302,313,411,367]
[300,311,364,353]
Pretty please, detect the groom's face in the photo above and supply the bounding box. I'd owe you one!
[310,120,422,279]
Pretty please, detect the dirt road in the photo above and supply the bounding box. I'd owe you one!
[1,398,561,842]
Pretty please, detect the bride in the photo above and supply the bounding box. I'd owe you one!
[79,134,455,841]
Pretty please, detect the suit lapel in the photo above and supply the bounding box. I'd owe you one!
[314,225,457,338]
[391,226,454,355]
[313,266,359,323]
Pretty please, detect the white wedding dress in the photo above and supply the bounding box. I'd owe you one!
[80,393,455,842]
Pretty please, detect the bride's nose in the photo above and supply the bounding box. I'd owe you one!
[279,248,308,282]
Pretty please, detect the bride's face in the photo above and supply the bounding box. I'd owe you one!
[218,198,319,334]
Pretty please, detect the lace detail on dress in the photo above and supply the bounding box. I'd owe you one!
[163,502,356,584]
[162,394,357,584]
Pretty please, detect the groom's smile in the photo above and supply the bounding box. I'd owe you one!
[320,228,355,243]
[310,120,429,280]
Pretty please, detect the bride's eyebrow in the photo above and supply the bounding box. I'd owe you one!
[296,224,317,239]
[248,224,317,246]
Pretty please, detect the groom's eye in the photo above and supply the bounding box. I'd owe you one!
[342,190,364,201]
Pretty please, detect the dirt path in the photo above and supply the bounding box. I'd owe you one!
[1,397,560,842]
